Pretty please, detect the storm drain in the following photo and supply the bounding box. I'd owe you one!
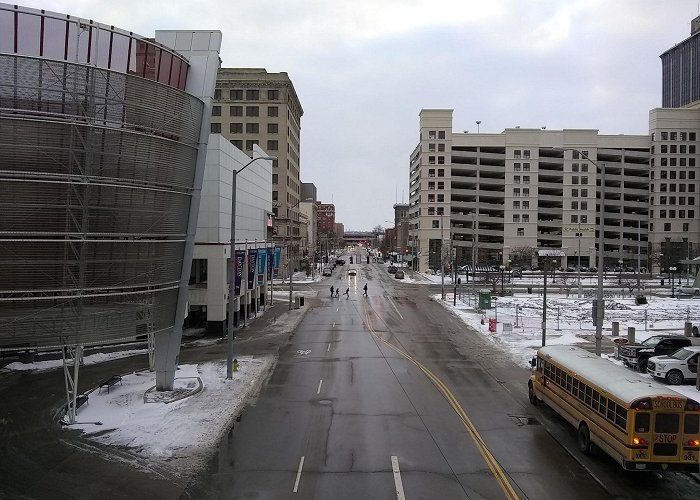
[509,415,540,426]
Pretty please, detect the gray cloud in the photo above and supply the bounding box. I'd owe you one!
[19,0,700,229]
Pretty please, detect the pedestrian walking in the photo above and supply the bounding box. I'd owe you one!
[335,287,340,298]
[363,283,368,296]
[330,285,334,297]
[344,288,350,298]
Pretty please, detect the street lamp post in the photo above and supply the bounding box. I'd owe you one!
[500,265,505,294]
[553,147,605,356]
[577,220,582,298]
[618,258,623,285]
[227,155,276,380]
[441,213,446,300]
[542,259,548,347]
[670,266,677,298]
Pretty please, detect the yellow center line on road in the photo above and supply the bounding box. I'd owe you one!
[362,301,520,500]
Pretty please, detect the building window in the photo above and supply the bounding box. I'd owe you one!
[428,194,435,202]
[211,123,221,133]
[572,163,579,172]
[661,170,668,179]
[661,132,668,140]
[437,207,444,215]
[581,176,588,185]
[212,106,221,116]
[523,201,530,209]
[581,201,587,210]
[514,150,521,159]
[214,89,222,99]
[268,123,278,133]
[572,176,579,185]
[514,163,521,172]
[429,156,436,165]
[246,123,259,133]
[684,223,690,232]
[513,214,520,222]
[523,176,530,184]
[246,140,259,150]
[438,143,445,152]
[671,131,678,140]
[437,169,444,177]
[581,215,588,223]
[660,210,667,218]
[514,176,521,184]
[428,169,435,177]
[429,143,436,152]
[523,188,530,196]
[571,215,578,223]
[231,89,243,99]
[428,207,435,215]
[437,156,445,164]
[664,223,671,231]
[514,188,520,196]
[437,194,444,202]
[522,214,529,222]
[268,89,279,100]
[691,132,697,140]
[581,189,588,197]
[230,123,243,133]
[523,150,530,159]
[690,210,696,218]
[428,182,435,190]
[437,182,444,189]
[513,201,521,209]
[272,174,278,184]
[246,106,259,117]
[428,131,437,139]
[267,140,278,150]
[517,227,525,237]
[246,90,259,100]
[231,105,243,116]
[572,201,578,209]
[438,131,445,139]
[572,189,578,197]
[231,139,243,149]
[581,164,588,172]
[268,106,279,117]
[680,210,685,217]
[523,163,530,172]
[432,220,440,228]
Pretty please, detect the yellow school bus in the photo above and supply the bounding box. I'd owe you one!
[529,345,700,471]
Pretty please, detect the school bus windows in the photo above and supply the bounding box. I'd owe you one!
[635,413,650,433]
[686,414,699,434]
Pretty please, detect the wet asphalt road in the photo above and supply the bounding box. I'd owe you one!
[2,255,700,499]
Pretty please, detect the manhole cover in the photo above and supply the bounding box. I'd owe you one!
[509,415,540,426]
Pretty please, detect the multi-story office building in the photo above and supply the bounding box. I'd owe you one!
[649,108,700,267]
[212,68,304,270]
[661,15,700,108]
[299,182,318,267]
[409,109,650,273]
[317,202,336,238]
[393,203,410,260]
[0,4,221,394]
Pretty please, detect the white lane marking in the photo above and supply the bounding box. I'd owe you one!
[332,322,336,328]
[387,296,404,320]
[317,379,323,394]
[327,343,331,352]
[293,456,305,493]
[391,455,406,500]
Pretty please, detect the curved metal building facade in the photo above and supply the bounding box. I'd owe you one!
[0,5,205,348]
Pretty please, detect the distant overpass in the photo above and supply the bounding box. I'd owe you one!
[343,231,377,246]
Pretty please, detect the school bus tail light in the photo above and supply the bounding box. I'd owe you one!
[632,436,647,446]
[688,439,700,447]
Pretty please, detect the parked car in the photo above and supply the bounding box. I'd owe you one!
[322,267,332,276]
[618,335,700,372]
[394,270,405,279]
[679,285,700,296]
[388,266,397,274]
[647,346,700,385]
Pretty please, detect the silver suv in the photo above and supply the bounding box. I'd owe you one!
[647,346,700,385]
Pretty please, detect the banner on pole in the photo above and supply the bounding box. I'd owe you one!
[267,247,274,280]
[273,246,282,274]
[247,249,257,290]
[234,250,245,296]
[257,248,266,284]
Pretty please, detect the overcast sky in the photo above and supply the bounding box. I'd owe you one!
[21,0,700,230]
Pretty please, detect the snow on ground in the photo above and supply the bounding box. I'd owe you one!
[6,263,700,472]
[68,357,273,471]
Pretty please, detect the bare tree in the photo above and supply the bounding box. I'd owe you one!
[509,246,537,268]
[557,277,575,297]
